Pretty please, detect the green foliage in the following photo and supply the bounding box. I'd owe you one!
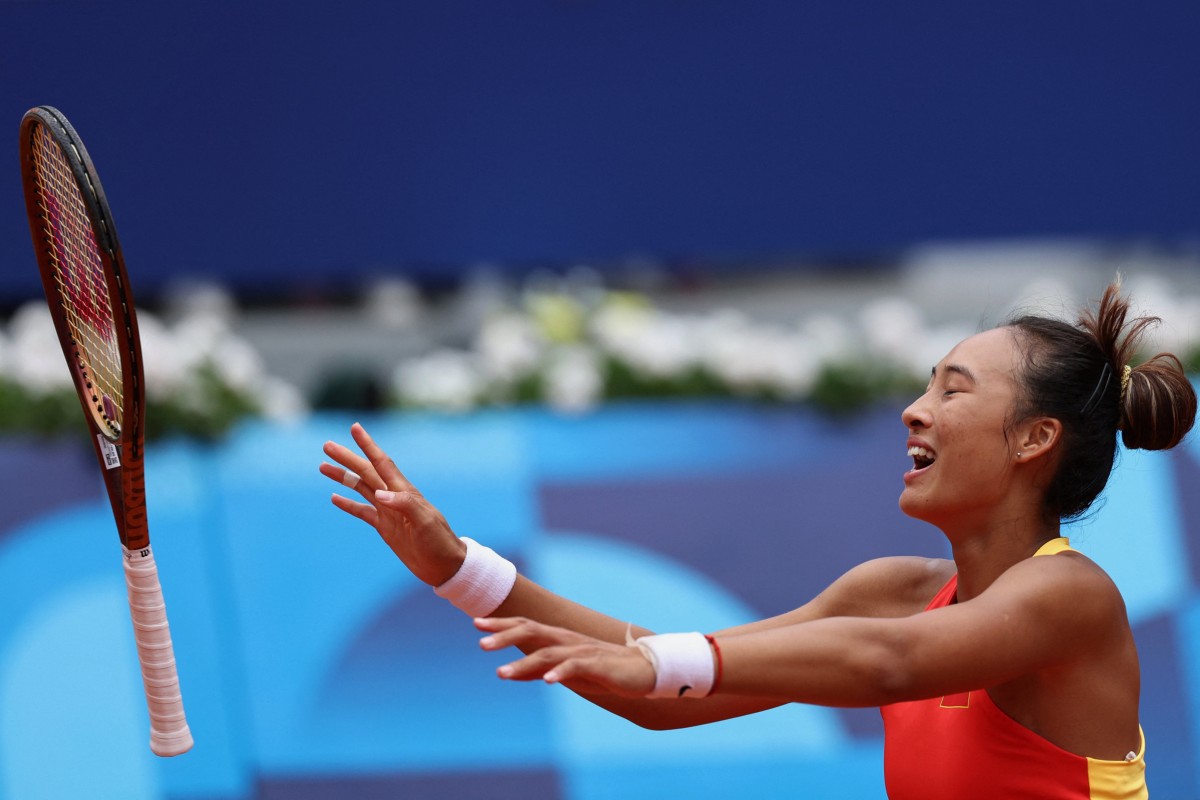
[600,358,727,402]
[144,363,262,442]
[807,361,926,416]
[0,365,261,442]
[0,379,87,438]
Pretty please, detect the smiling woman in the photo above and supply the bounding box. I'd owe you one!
[320,279,1195,799]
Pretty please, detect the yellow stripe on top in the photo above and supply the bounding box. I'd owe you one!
[1087,728,1147,800]
[1034,537,1073,557]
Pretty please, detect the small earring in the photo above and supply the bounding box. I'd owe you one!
[1016,452,1023,458]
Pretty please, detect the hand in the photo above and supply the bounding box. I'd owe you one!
[477,617,657,698]
[321,422,466,586]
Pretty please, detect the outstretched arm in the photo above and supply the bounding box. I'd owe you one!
[321,422,789,728]
[483,552,1122,710]
[320,422,951,729]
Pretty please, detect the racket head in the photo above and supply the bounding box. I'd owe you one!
[19,106,145,453]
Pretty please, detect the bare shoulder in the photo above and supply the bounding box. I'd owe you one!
[983,549,1128,628]
[717,555,955,636]
[816,555,957,618]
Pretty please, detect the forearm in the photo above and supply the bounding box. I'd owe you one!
[487,576,783,728]
[716,616,916,708]
[493,575,653,643]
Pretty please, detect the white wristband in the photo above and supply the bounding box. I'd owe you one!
[433,537,517,617]
[633,632,715,699]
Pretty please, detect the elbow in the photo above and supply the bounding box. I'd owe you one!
[620,707,691,731]
[631,716,678,732]
[580,696,692,731]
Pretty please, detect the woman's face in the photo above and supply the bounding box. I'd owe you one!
[899,327,1025,529]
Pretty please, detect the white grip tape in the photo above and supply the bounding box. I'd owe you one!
[433,537,517,617]
[123,545,194,757]
[633,632,715,699]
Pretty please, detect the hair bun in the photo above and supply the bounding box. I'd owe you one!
[1119,354,1196,451]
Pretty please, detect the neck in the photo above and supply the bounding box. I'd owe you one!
[943,512,1061,602]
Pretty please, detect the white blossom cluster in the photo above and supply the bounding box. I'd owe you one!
[389,273,1200,416]
[0,299,305,439]
[389,289,974,414]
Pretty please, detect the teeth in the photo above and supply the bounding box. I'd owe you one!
[907,446,936,461]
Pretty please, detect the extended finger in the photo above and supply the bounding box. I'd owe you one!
[477,618,580,653]
[322,440,385,491]
[495,645,581,682]
[350,423,418,492]
[474,617,532,634]
[330,491,379,527]
[318,461,360,488]
[319,461,384,502]
[541,655,646,696]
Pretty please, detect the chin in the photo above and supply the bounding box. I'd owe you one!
[898,489,937,525]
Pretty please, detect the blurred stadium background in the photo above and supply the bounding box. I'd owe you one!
[2,2,1199,798]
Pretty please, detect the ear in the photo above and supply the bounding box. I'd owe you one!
[1015,417,1062,463]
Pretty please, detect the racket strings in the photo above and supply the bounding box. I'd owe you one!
[29,122,125,437]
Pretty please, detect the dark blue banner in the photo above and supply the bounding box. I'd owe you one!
[3,1,1199,301]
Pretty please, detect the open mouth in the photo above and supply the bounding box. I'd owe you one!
[907,445,936,472]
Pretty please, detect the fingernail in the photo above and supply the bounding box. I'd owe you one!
[375,490,394,502]
[498,665,512,678]
[544,671,559,683]
[480,636,495,649]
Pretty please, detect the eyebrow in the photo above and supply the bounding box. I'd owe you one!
[931,364,978,384]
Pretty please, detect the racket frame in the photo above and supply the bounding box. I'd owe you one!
[19,105,192,757]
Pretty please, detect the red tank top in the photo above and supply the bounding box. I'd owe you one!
[879,538,1147,799]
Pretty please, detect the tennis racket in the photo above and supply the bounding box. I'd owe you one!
[19,106,193,757]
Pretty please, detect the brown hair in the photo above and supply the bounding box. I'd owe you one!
[1006,280,1196,521]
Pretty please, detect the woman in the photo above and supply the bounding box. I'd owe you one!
[320,281,1195,798]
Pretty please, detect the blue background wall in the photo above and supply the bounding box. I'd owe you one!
[3,1,1200,301]
[1,402,1198,798]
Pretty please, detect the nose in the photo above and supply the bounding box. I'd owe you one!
[902,390,932,430]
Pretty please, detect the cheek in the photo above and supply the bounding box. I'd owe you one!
[948,424,1013,480]
[939,413,1012,473]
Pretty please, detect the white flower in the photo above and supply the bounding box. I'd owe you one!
[593,304,700,379]
[754,328,821,398]
[392,350,484,413]
[209,338,265,394]
[138,312,191,399]
[802,314,856,363]
[475,311,545,383]
[543,344,603,413]
[255,376,308,422]
[591,301,651,357]
[696,310,757,389]
[630,314,699,377]
[7,303,71,393]
[172,312,231,360]
[860,298,927,364]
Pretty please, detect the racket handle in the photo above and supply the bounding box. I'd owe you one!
[122,545,194,757]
